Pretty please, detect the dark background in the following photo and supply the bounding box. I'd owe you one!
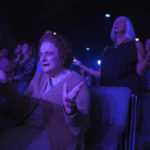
[0,0,150,69]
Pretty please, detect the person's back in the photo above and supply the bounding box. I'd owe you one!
[140,38,150,92]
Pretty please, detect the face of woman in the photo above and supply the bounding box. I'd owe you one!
[22,43,29,55]
[113,18,126,34]
[39,41,64,74]
[15,44,22,54]
[0,58,10,72]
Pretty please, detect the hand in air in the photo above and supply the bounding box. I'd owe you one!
[63,81,83,115]
[73,58,82,67]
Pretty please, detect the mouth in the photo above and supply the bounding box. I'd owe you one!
[42,64,50,67]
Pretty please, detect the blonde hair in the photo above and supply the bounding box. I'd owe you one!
[110,16,136,42]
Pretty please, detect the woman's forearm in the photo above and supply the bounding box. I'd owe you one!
[80,63,101,78]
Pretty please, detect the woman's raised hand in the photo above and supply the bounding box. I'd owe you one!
[63,81,83,115]
[73,58,82,67]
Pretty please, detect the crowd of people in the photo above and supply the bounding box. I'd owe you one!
[0,16,150,150]
[0,42,36,95]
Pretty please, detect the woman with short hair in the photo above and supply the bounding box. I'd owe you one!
[0,31,90,150]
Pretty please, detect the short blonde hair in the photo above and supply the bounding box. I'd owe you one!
[110,16,136,42]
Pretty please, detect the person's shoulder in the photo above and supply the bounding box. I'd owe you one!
[69,70,84,81]
[32,72,48,81]
[68,71,90,93]
[65,70,87,88]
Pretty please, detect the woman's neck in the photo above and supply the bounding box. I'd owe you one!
[49,68,66,79]
[115,34,128,45]
[49,68,70,86]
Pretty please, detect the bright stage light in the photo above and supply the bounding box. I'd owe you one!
[105,13,111,18]
[86,47,90,51]
[97,60,101,65]
[135,38,139,41]
[53,32,57,35]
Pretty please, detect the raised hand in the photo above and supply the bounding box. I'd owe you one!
[63,81,83,115]
[73,58,82,67]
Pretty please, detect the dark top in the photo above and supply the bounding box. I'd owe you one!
[100,40,140,95]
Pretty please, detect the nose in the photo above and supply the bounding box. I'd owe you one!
[114,22,119,26]
[40,54,47,62]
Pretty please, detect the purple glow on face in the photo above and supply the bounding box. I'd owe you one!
[39,41,62,73]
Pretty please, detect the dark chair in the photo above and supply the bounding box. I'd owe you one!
[85,86,138,150]
[135,92,150,150]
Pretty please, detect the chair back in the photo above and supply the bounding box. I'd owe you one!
[86,86,132,150]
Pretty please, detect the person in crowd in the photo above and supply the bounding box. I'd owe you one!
[145,38,150,54]
[0,48,11,78]
[135,37,150,150]
[74,16,150,95]
[140,38,150,92]
[0,48,10,72]
[0,49,13,133]
[0,58,10,73]
[10,42,36,95]
[14,44,22,61]
[0,31,90,150]
[35,30,53,74]
[74,16,150,149]
[0,57,11,122]
[9,44,23,72]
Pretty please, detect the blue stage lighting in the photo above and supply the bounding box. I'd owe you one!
[86,47,90,51]
[105,13,111,18]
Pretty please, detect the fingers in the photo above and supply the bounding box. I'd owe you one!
[63,81,84,115]
[65,97,75,104]
[68,81,83,99]
[66,101,76,107]
[63,82,67,99]
[73,58,81,66]
[63,81,84,102]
